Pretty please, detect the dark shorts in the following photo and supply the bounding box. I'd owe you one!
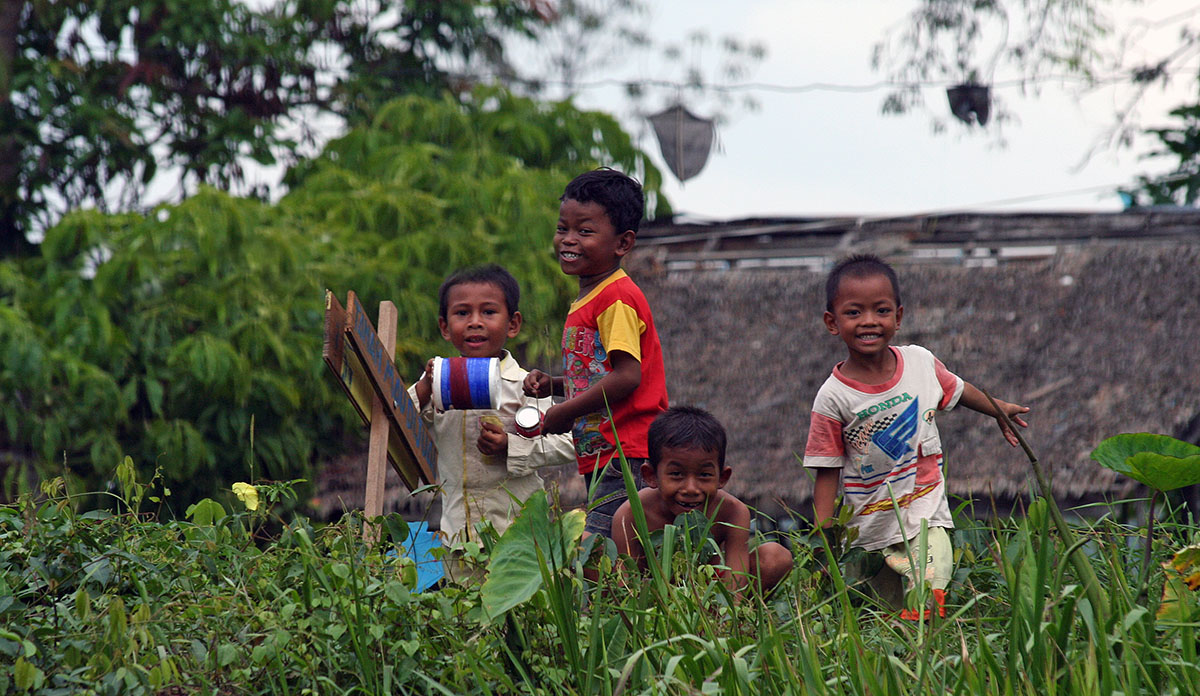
[583,457,646,537]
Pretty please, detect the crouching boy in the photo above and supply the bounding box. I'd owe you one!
[611,406,793,594]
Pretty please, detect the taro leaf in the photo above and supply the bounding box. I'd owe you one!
[1090,433,1200,492]
[1158,545,1200,621]
[481,491,585,622]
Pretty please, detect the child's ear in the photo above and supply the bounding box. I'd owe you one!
[438,316,451,341]
[895,305,903,328]
[718,466,732,488]
[506,310,522,338]
[823,311,839,335]
[614,229,636,258]
[641,461,658,488]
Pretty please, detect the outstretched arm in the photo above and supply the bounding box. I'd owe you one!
[958,382,1030,447]
[540,350,641,434]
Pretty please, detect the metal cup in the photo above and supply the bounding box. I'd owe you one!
[514,405,543,438]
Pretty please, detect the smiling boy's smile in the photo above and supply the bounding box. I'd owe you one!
[554,198,635,297]
[644,444,731,519]
[824,272,904,375]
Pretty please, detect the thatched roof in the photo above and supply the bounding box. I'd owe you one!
[318,210,1200,524]
[630,210,1200,518]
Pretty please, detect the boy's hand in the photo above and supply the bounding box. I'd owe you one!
[477,418,508,458]
[540,404,573,435]
[414,358,435,409]
[523,369,552,398]
[993,400,1030,447]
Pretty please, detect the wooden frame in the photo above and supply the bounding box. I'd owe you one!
[322,291,437,495]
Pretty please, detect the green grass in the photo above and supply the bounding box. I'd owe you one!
[3,462,1200,695]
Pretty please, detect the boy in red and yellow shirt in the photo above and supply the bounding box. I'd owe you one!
[525,168,669,536]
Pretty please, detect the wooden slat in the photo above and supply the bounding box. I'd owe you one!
[343,292,437,488]
[323,290,437,492]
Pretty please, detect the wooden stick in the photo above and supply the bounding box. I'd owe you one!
[363,301,398,543]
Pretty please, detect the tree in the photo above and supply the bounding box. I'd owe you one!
[0,87,666,508]
[1123,95,1200,206]
[510,0,768,137]
[872,0,1115,133]
[873,0,1200,203]
[0,0,544,256]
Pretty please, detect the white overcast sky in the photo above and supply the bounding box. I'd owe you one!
[556,0,1200,221]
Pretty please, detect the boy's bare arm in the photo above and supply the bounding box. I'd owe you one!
[812,468,840,530]
[958,382,1030,447]
[540,350,641,434]
[611,501,646,567]
[716,497,753,592]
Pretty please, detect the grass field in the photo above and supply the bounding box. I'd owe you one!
[3,452,1200,695]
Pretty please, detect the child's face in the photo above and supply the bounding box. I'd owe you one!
[823,272,903,360]
[438,281,521,359]
[642,445,731,519]
[555,198,635,284]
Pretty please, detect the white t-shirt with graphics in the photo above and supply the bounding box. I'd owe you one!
[804,345,964,551]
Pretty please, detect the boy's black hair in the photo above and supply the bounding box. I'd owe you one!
[648,406,727,469]
[437,264,520,319]
[561,168,645,234]
[825,253,902,312]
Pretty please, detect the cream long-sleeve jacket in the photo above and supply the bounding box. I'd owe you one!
[408,350,575,545]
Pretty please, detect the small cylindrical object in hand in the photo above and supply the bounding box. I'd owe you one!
[514,404,543,438]
[431,356,500,411]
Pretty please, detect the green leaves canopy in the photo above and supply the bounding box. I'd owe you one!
[0,88,666,508]
[0,0,546,254]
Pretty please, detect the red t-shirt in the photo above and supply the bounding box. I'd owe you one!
[562,270,668,474]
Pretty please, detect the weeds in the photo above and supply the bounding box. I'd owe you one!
[3,446,1200,695]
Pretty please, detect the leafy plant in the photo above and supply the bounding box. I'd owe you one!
[0,87,666,510]
[1091,432,1200,595]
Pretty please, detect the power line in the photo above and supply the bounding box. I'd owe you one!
[482,64,1200,99]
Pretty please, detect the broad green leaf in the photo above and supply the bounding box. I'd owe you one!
[481,491,586,622]
[1091,433,1200,491]
[185,498,227,526]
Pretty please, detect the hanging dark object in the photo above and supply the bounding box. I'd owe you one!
[648,103,716,182]
[946,83,991,126]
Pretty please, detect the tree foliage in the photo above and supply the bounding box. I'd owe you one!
[0,0,544,255]
[1124,95,1200,206]
[0,87,666,508]
[872,0,1113,133]
[873,1,1200,204]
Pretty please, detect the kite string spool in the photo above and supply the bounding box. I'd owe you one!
[433,356,500,411]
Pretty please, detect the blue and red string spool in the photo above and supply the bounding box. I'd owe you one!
[431,356,500,411]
